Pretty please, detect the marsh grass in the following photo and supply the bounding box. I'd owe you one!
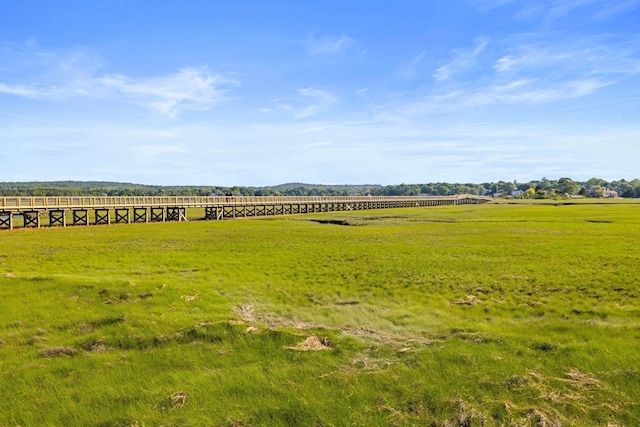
[1,201,639,425]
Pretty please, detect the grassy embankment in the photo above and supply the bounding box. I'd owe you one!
[1,200,639,426]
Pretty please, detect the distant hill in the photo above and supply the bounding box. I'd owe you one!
[0,181,385,197]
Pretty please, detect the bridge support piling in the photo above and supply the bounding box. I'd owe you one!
[166,207,186,222]
[95,209,110,225]
[205,206,217,220]
[150,207,164,222]
[49,210,66,227]
[73,210,88,226]
[115,208,130,224]
[223,206,235,219]
[0,211,13,229]
[134,208,148,223]
[23,211,41,228]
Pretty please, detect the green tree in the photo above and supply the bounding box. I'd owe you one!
[558,177,579,195]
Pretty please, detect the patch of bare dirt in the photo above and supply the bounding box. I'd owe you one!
[287,335,331,351]
[233,303,257,323]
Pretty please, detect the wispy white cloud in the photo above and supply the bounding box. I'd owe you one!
[541,0,599,21]
[433,38,488,81]
[473,0,518,12]
[0,83,49,97]
[98,67,237,117]
[398,77,612,115]
[0,43,238,117]
[295,87,339,118]
[272,87,339,118]
[594,0,640,19]
[0,79,103,99]
[466,78,612,105]
[397,51,427,80]
[391,33,639,115]
[494,46,570,72]
[0,42,106,98]
[476,0,640,22]
[307,34,357,55]
[494,39,640,75]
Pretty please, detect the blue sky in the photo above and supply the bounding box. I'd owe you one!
[1,0,639,186]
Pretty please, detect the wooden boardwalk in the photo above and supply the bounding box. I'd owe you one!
[0,195,491,229]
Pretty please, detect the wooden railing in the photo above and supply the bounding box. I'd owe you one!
[1,195,488,211]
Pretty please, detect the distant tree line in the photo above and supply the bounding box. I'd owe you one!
[0,178,639,198]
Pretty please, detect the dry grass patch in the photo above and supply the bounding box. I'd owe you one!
[287,335,332,351]
[39,346,78,358]
[563,368,603,388]
[449,295,482,305]
[340,325,436,347]
[233,302,436,348]
[154,391,189,412]
[80,339,110,352]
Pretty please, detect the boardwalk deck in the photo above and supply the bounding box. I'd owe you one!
[0,195,491,229]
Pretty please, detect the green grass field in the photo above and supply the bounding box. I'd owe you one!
[1,201,639,426]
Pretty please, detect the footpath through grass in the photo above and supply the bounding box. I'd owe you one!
[1,201,639,426]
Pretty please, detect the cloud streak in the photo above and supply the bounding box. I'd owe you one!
[398,77,613,116]
[99,67,237,117]
[392,33,639,115]
[272,87,339,118]
[0,44,237,117]
[475,0,640,22]
[294,87,339,118]
[433,38,488,81]
[307,34,358,55]
[493,38,640,75]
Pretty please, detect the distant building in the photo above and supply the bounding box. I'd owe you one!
[586,187,619,198]
[511,190,525,197]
